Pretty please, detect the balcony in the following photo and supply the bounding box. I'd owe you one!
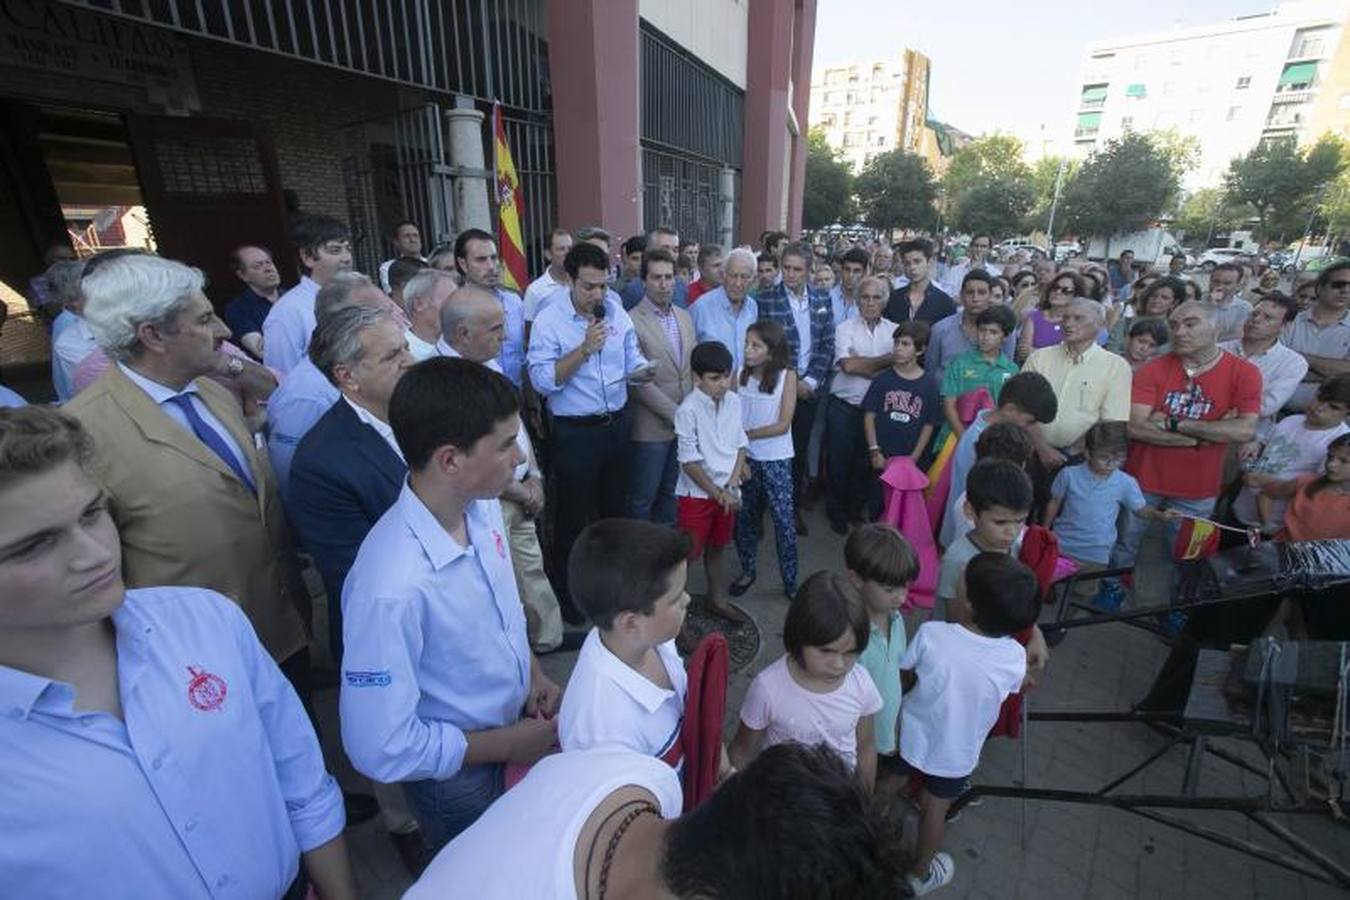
[1074,127,1100,140]
[1079,98,1106,110]
[1270,89,1314,105]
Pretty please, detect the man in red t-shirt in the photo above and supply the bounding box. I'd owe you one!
[1115,300,1261,574]
[686,245,724,305]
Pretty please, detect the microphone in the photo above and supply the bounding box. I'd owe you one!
[592,301,606,321]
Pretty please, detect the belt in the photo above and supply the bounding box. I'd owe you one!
[555,408,627,427]
[831,396,864,412]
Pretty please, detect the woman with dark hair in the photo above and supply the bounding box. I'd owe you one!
[406,743,906,898]
[1015,269,1086,363]
[1105,275,1185,353]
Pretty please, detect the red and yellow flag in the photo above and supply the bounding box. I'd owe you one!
[493,103,528,293]
[1173,518,1220,561]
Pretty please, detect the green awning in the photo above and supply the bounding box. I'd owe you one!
[1077,111,1103,129]
[1081,84,1108,101]
[1126,83,1146,97]
[1279,62,1316,86]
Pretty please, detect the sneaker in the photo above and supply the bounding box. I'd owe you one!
[907,852,955,896]
[1095,580,1125,612]
[1159,610,1188,637]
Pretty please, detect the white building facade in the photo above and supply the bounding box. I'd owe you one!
[809,52,930,173]
[1071,0,1350,188]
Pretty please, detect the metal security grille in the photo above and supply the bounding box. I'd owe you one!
[639,22,744,168]
[638,21,743,245]
[62,0,551,110]
[640,148,738,248]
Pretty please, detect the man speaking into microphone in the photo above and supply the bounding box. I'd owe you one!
[527,241,655,622]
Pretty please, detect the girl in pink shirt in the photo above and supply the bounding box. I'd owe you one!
[728,571,883,791]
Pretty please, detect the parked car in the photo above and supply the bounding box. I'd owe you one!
[1196,247,1245,272]
[1053,241,1082,262]
[1268,250,1296,274]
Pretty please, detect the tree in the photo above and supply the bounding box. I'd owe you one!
[1060,132,1185,238]
[1223,134,1347,242]
[952,176,1036,237]
[854,150,938,234]
[1319,166,1350,239]
[1026,155,1080,237]
[942,134,1031,200]
[1173,187,1249,244]
[802,128,854,229]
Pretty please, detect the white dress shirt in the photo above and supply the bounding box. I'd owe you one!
[344,396,404,460]
[674,388,747,498]
[262,275,319,373]
[405,328,439,362]
[340,484,531,784]
[1219,339,1309,441]
[523,269,567,322]
[786,287,817,391]
[831,317,898,406]
[51,311,98,402]
[0,587,344,899]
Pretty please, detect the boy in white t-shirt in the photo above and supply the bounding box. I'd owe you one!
[899,552,1040,896]
[559,519,699,771]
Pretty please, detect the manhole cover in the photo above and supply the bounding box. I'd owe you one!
[682,596,760,673]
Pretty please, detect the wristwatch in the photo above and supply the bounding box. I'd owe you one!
[224,356,244,378]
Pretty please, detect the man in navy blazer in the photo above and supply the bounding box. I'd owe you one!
[286,305,413,659]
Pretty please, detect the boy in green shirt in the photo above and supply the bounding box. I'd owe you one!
[938,305,1019,446]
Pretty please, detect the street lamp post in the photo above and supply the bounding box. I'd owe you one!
[1045,156,1068,241]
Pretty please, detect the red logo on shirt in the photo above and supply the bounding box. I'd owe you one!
[186,666,227,712]
[493,530,507,559]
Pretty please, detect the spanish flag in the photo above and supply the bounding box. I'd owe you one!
[1173,517,1220,561]
[493,102,528,294]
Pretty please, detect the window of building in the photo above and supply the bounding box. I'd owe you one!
[1121,116,1134,130]
[1125,83,1146,100]
[1278,62,1316,91]
[1297,36,1325,58]
[1235,76,1251,90]
[1227,106,1241,121]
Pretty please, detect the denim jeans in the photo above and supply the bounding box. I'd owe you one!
[402,763,503,856]
[627,439,678,524]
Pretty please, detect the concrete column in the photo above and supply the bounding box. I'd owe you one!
[445,105,490,233]
[718,166,737,250]
[786,0,818,237]
[546,0,642,236]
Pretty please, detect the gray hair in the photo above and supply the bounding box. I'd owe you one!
[402,268,454,317]
[45,260,86,310]
[574,225,612,246]
[308,305,395,387]
[426,245,457,270]
[1170,300,1218,325]
[1067,297,1106,327]
[724,247,757,275]
[81,255,204,362]
[314,271,377,325]
[439,283,499,343]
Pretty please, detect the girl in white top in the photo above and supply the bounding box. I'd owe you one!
[731,321,800,599]
[729,572,883,791]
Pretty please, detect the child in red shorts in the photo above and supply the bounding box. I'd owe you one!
[675,340,749,621]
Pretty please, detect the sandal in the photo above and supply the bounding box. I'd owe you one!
[729,574,756,597]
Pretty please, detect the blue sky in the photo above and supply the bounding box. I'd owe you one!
[812,0,1273,136]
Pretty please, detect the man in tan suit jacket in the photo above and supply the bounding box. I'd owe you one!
[626,248,695,523]
[66,255,310,679]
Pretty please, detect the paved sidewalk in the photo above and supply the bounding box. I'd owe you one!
[313,505,1348,899]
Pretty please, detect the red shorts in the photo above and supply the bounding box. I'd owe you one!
[677,496,735,558]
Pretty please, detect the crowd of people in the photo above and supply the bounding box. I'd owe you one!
[2,213,1349,898]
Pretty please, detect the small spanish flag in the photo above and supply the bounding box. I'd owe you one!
[492,102,528,294]
[1173,517,1220,561]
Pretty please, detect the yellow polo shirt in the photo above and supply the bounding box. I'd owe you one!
[1023,342,1131,450]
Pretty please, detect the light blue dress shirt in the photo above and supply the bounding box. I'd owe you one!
[118,364,253,479]
[0,587,344,899]
[690,287,758,372]
[262,275,319,374]
[340,484,532,784]
[494,287,527,388]
[939,410,993,549]
[50,309,79,402]
[0,385,26,407]
[266,358,340,494]
[527,293,648,417]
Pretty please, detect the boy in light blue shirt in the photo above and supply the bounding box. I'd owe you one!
[1044,421,1175,571]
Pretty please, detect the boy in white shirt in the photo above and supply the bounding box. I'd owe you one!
[559,519,693,769]
[900,552,1040,897]
[675,340,749,621]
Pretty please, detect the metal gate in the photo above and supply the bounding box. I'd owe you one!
[342,103,456,277]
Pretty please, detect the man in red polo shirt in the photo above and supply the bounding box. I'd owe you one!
[1113,300,1261,584]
